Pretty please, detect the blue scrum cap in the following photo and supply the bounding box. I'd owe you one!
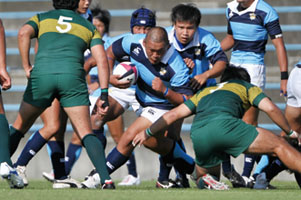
[130,7,156,32]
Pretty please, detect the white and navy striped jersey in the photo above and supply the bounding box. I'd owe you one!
[226,0,282,65]
[166,26,228,88]
[111,34,193,109]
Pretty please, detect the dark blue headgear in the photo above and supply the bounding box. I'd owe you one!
[130,8,156,32]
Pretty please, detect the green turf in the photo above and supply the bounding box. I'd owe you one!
[0,180,301,200]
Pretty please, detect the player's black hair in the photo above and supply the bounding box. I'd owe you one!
[53,0,79,10]
[171,3,201,27]
[220,65,251,83]
[91,6,111,34]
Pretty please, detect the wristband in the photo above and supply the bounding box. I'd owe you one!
[163,88,169,96]
[145,128,154,137]
[280,71,288,80]
[288,130,298,137]
[182,95,187,102]
[101,88,108,93]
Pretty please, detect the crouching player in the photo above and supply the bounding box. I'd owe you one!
[133,66,301,190]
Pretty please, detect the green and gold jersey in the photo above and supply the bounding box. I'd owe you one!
[184,79,267,130]
[26,9,103,76]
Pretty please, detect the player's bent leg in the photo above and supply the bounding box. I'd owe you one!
[143,124,194,175]
[10,101,45,156]
[105,117,151,176]
[91,96,125,129]
[116,116,152,156]
[107,115,124,143]
[246,127,301,174]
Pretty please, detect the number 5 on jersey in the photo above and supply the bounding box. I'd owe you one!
[56,16,73,33]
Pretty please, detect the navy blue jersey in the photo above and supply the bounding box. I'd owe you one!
[226,0,282,65]
[166,26,228,88]
[111,34,193,109]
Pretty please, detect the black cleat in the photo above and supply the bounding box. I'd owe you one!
[223,165,246,188]
[175,176,190,188]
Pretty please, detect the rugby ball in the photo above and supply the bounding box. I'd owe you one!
[113,62,138,85]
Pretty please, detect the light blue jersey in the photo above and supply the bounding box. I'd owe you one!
[166,26,228,90]
[112,34,193,109]
[226,0,282,65]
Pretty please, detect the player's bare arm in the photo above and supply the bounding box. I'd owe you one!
[220,34,235,52]
[133,103,192,146]
[190,60,227,91]
[272,37,288,97]
[18,24,35,78]
[152,77,191,106]
[106,45,131,88]
[0,19,11,90]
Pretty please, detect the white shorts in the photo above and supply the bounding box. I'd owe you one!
[140,106,169,123]
[287,66,301,107]
[109,87,141,115]
[231,63,266,90]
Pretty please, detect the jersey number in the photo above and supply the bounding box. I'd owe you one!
[56,16,73,33]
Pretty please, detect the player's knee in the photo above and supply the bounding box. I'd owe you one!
[41,123,61,136]
[274,137,290,155]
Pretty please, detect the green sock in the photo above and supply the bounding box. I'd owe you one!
[0,114,13,166]
[9,126,24,156]
[82,134,111,184]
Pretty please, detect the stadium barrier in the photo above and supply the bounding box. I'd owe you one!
[3,83,285,132]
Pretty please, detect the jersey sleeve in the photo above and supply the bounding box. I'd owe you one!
[90,29,103,48]
[112,34,133,59]
[248,86,267,107]
[264,7,282,39]
[26,15,40,37]
[200,30,228,65]
[184,93,198,113]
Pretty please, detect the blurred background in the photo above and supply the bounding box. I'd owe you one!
[0,0,300,182]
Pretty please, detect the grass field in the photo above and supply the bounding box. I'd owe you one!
[0,180,301,200]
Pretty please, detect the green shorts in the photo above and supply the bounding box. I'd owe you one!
[190,118,258,168]
[23,73,90,108]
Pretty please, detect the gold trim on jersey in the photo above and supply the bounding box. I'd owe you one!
[38,19,99,44]
[29,15,40,30]
[189,82,261,111]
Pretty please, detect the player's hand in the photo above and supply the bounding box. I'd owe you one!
[132,130,149,147]
[183,58,195,74]
[24,65,33,79]
[152,77,165,94]
[0,68,11,90]
[189,73,208,91]
[96,99,109,116]
[289,130,301,146]
[109,74,131,89]
[280,79,288,101]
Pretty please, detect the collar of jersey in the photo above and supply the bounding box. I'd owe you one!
[227,0,259,15]
[168,26,200,52]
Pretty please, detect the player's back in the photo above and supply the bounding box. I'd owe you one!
[28,9,101,76]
